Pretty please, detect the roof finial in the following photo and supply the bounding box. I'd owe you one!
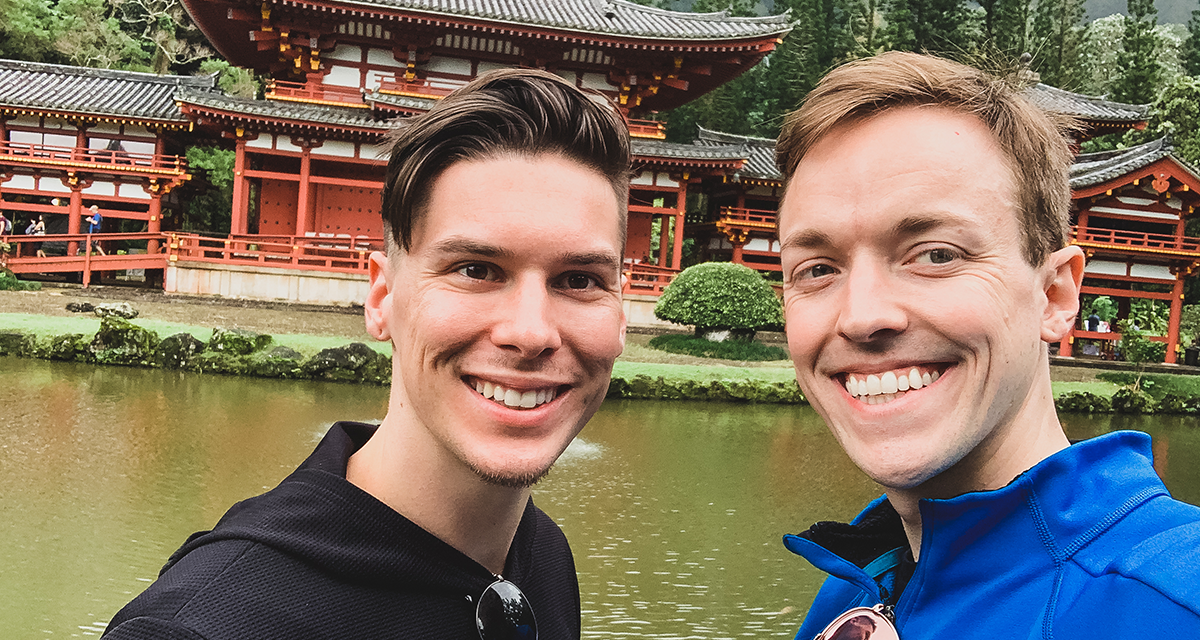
[604,0,616,19]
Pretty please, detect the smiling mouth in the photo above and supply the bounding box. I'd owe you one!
[468,377,563,410]
[841,366,948,406]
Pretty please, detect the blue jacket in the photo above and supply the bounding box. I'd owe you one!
[785,431,1200,639]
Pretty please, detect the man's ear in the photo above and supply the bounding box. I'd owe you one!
[1041,245,1086,342]
[364,251,393,342]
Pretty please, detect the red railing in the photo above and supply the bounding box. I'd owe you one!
[167,233,381,273]
[718,207,777,226]
[628,119,666,140]
[0,141,186,175]
[2,232,169,286]
[266,80,367,108]
[623,262,678,295]
[375,75,458,99]
[1071,226,1200,255]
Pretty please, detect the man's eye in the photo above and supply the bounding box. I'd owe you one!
[796,263,837,280]
[914,248,959,265]
[562,273,597,290]
[458,264,494,280]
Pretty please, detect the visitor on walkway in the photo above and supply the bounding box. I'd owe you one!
[27,214,45,257]
[84,205,105,255]
[775,52,1200,639]
[102,69,632,640]
[0,210,10,235]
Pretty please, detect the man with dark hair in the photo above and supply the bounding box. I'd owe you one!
[775,52,1200,639]
[102,68,630,640]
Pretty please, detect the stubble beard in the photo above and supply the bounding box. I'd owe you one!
[472,463,554,489]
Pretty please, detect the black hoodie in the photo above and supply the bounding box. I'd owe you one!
[102,422,581,639]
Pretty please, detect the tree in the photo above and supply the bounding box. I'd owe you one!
[182,146,235,234]
[1122,75,1200,166]
[882,0,980,55]
[1112,0,1161,104]
[1185,9,1200,77]
[0,0,61,63]
[1028,0,1086,88]
[114,0,211,74]
[54,0,150,70]
[979,0,1031,60]
[654,262,784,342]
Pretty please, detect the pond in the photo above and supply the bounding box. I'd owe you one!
[3,357,1200,639]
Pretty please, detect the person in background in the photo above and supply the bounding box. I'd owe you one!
[84,205,105,255]
[101,68,630,640]
[774,51,1200,639]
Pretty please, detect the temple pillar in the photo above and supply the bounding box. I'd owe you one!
[230,139,250,235]
[1167,277,1185,364]
[657,213,670,266]
[1059,333,1073,358]
[731,239,744,265]
[147,187,162,254]
[67,177,83,256]
[295,144,313,238]
[672,179,687,270]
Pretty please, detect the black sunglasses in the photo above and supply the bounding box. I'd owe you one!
[814,604,900,640]
[476,576,538,640]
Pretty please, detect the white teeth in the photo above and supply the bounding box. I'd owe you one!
[845,367,944,402]
[880,371,898,394]
[474,379,558,410]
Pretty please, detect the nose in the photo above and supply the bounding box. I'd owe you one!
[491,275,563,358]
[835,261,907,343]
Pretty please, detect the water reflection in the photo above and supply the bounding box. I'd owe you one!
[3,357,1199,639]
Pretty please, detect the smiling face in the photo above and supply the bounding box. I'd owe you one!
[778,106,1081,496]
[366,153,626,487]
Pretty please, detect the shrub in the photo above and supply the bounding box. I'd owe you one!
[1054,391,1112,413]
[1112,385,1156,414]
[654,262,783,341]
[648,333,789,361]
[0,268,40,291]
[1155,393,1200,414]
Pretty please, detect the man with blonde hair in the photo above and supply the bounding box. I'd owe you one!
[775,51,1200,639]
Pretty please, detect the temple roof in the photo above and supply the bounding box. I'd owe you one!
[280,0,792,41]
[632,136,746,165]
[0,59,213,124]
[176,87,392,133]
[695,126,778,181]
[1069,137,1183,188]
[1027,83,1149,123]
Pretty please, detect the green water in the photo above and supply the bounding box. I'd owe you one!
[3,357,1199,638]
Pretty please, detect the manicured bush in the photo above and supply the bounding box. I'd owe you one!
[1054,391,1112,413]
[0,268,40,291]
[648,333,789,361]
[1155,393,1200,415]
[606,373,804,404]
[654,262,783,342]
[1111,386,1156,414]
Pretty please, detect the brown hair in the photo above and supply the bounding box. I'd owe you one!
[381,68,630,252]
[775,51,1077,266]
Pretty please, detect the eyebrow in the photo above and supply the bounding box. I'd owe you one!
[779,213,959,253]
[428,237,622,271]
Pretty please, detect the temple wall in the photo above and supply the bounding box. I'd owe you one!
[165,261,369,306]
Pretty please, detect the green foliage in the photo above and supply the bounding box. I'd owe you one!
[199,58,259,99]
[1185,9,1200,77]
[0,0,59,62]
[1124,75,1200,168]
[54,0,150,71]
[0,269,41,291]
[1112,0,1161,104]
[1028,0,1085,88]
[654,262,784,333]
[1155,393,1200,414]
[1181,304,1200,347]
[1111,385,1156,413]
[881,0,979,55]
[648,333,790,362]
[1117,318,1166,371]
[1054,391,1112,413]
[607,373,805,404]
[183,146,235,233]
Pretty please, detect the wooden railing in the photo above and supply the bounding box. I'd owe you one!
[628,119,667,140]
[166,233,382,273]
[375,75,458,99]
[718,207,777,226]
[2,232,169,286]
[266,80,367,108]
[1072,226,1200,255]
[0,141,186,175]
[623,262,678,295]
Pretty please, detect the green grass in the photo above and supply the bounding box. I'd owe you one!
[1051,380,1121,398]
[0,312,390,357]
[648,333,790,362]
[1096,371,1200,399]
[612,361,796,384]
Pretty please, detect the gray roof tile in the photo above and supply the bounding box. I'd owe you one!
[0,59,212,123]
[337,0,793,40]
[1069,137,1199,188]
[695,126,778,180]
[632,136,745,162]
[176,87,393,132]
[1027,83,1148,123]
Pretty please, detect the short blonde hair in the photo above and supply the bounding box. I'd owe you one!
[776,52,1077,266]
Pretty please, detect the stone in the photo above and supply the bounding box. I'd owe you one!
[186,351,251,376]
[153,333,207,369]
[209,328,273,356]
[302,342,383,383]
[93,302,138,319]
[0,331,35,357]
[46,333,91,362]
[246,346,305,378]
[66,302,95,313]
[89,316,160,366]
